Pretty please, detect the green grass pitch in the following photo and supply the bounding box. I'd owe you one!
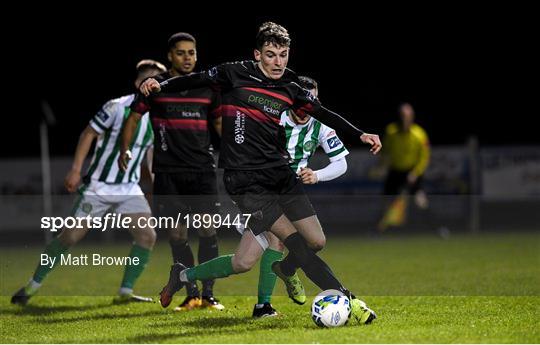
[1,232,539,343]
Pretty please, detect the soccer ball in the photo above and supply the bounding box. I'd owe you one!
[311,289,351,327]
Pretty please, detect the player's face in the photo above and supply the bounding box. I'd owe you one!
[291,87,318,125]
[399,104,415,129]
[254,43,289,80]
[168,40,197,75]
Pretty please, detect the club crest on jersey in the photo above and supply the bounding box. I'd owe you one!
[327,137,342,149]
[81,203,93,214]
[304,140,316,153]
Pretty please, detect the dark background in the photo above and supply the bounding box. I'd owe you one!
[3,6,535,157]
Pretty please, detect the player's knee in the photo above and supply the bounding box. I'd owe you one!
[270,241,285,252]
[57,229,80,247]
[231,255,255,273]
[197,227,216,238]
[308,234,326,252]
[58,235,76,247]
[136,228,157,248]
[168,228,188,242]
[283,232,314,267]
[267,233,283,251]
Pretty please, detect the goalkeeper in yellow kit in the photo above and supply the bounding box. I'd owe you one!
[378,102,430,231]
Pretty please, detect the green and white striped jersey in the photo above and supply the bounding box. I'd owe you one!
[281,110,349,173]
[86,94,153,184]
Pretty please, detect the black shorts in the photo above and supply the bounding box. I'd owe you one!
[384,169,423,195]
[223,165,316,235]
[153,171,219,220]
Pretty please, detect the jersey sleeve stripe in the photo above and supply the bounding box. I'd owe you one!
[327,147,347,158]
[90,118,107,131]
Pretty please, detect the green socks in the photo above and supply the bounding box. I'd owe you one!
[120,244,151,290]
[32,238,69,284]
[183,249,284,304]
[186,254,234,282]
[257,249,283,304]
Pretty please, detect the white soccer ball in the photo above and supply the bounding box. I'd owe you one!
[311,289,351,327]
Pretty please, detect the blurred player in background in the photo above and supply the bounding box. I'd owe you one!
[140,22,380,325]
[11,60,165,305]
[251,76,350,318]
[377,102,430,231]
[119,33,224,311]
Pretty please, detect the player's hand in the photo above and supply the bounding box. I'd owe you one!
[139,78,161,96]
[360,133,382,155]
[64,169,81,193]
[118,150,132,172]
[407,171,419,185]
[299,167,318,184]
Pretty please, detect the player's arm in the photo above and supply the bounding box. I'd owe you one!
[64,125,99,193]
[300,126,350,184]
[299,158,348,184]
[293,89,381,154]
[210,91,222,136]
[212,116,222,136]
[369,127,391,179]
[140,64,231,96]
[409,129,431,184]
[145,146,154,183]
[118,111,142,171]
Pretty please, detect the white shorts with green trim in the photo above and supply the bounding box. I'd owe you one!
[72,181,151,217]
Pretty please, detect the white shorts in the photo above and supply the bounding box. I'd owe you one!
[72,181,151,217]
[235,221,269,250]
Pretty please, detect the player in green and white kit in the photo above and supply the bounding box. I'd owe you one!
[250,76,350,317]
[11,60,166,306]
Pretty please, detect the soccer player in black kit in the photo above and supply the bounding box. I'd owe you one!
[140,23,382,324]
[119,33,224,311]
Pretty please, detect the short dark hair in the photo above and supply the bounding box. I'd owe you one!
[136,59,166,75]
[299,76,318,91]
[255,22,290,50]
[168,32,196,50]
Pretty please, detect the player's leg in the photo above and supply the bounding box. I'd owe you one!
[232,212,281,317]
[196,223,224,310]
[272,167,377,324]
[194,170,223,310]
[270,215,377,324]
[167,223,203,310]
[11,190,99,305]
[293,217,326,251]
[253,231,283,317]
[113,211,156,304]
[158,228,265,308]
[270,214,342,291]
[158,168,270,308]
[378,169,408,232]
[275,216,327,278]
[154,172,201,309]
[191,228,264,278]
